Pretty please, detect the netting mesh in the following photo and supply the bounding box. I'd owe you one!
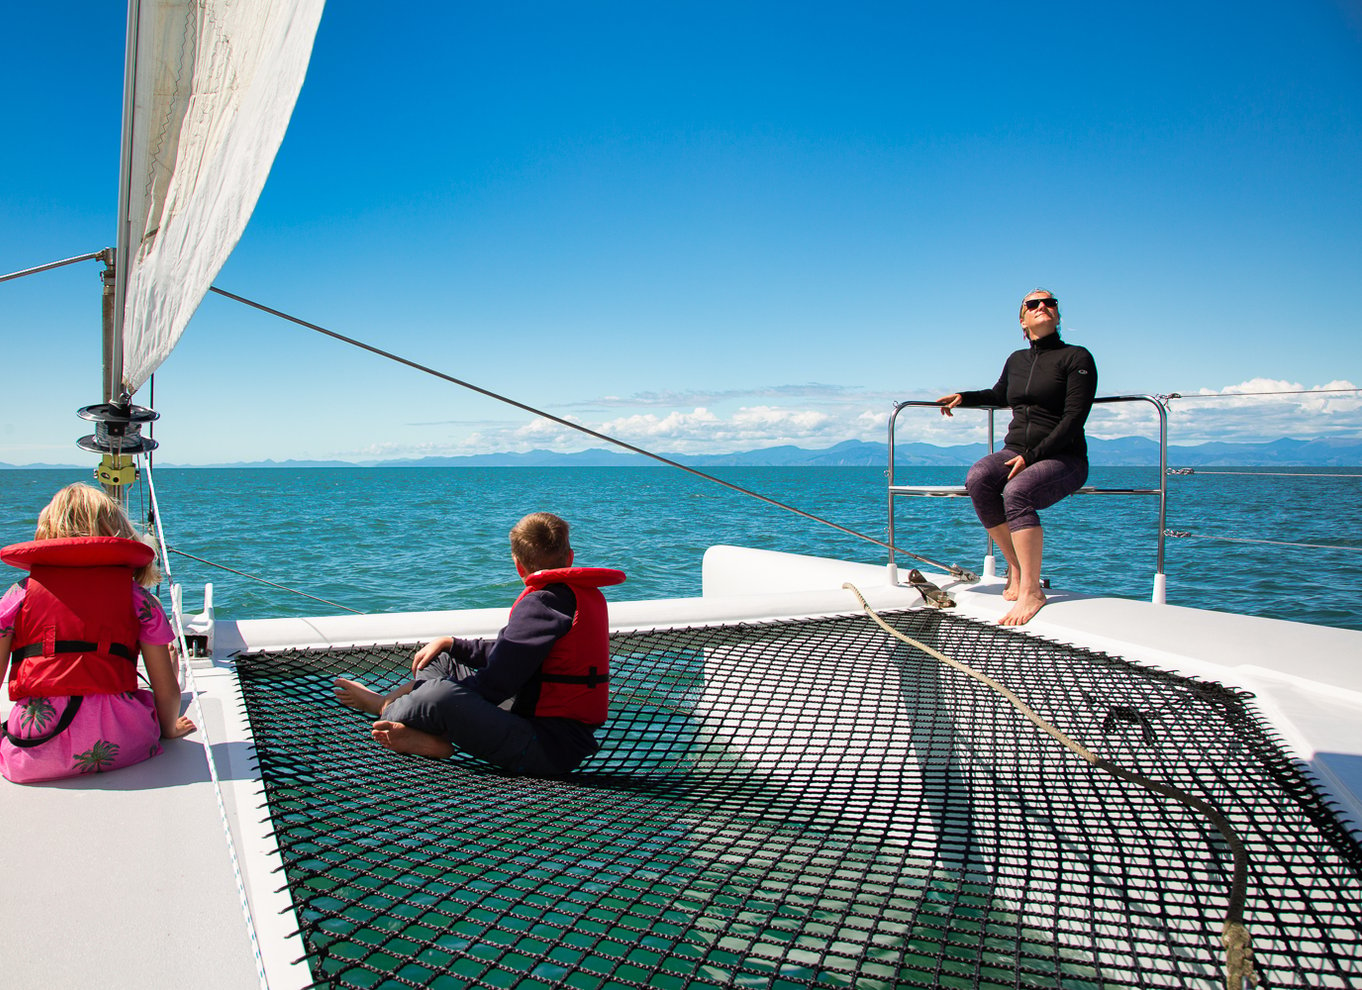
[234,610,1362,989]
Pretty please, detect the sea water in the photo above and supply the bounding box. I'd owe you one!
[1,465,1359,631]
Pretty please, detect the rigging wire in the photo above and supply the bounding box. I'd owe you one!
[1166,387,1361,400]
[136,389,363,614]
[165,546,365,613]
[1170,469,1362,478]
[207,284,977,581]
[18,252,1355,591]
[0,250,108,283]
[1165,530,1362,553]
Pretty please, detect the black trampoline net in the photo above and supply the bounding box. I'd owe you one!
[234,610,1362,989]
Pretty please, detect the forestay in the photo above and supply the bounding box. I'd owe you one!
[114,0,325,394]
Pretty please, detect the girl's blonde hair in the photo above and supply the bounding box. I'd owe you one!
[35,483,162,587]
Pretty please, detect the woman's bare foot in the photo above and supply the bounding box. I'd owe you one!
[1002,573,1020,601]
[333,678,386,716]
[999,590,1046,626]
[371,720,455,759]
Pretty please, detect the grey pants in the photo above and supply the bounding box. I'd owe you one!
[381,654,561,776]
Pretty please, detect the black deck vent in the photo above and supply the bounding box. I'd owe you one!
[234,609,1362,989]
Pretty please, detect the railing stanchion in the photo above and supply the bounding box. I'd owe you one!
[985,407,996,574]
[887,403,903,583]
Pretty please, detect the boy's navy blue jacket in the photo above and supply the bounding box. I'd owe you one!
[446,582,598,767]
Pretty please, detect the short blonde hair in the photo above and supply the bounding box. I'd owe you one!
[35,483,161,587]
[1019,287,1061,320]
[509,512,572,574]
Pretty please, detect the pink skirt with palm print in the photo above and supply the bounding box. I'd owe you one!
[0,690,163,784]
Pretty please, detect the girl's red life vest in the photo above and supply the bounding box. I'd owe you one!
[1,536,152,701]
[513,566,625,726]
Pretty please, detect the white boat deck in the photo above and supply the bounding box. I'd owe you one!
[0,662,287,989]
[2,545,1360,988]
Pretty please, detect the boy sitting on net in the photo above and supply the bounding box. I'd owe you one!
[334,512,625,776]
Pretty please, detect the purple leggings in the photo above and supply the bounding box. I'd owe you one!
[965,450,1088,533]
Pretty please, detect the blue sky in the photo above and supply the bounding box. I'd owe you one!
[3,1,1360,465]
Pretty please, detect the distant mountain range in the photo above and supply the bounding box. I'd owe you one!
[6,436,1360,469]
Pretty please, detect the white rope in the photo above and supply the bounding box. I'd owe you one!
[842,583,1258,990]
[144,464,271,990]
[841,582,1098,762]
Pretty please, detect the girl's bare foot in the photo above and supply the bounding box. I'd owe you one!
[999,591,1046,626]
[371,720,455,759]
[333,678,386,716]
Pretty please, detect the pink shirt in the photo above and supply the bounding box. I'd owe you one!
[0,580,175,646]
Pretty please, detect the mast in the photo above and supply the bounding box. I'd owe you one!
[81,0,157,503]
[78,0,325,502]
[109,0,141,406]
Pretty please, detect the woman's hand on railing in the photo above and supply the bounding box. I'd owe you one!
[936,393,963,417]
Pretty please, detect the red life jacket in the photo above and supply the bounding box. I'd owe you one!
[1,536,152,700]
[513,566,625,726]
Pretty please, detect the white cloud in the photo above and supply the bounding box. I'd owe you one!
[337,378,1359,461]
[599,407,722,439]
[730,405,830,433]
[348,438,467,458]
[1161,379,1362,443]
[577,383,865,409]
[592,405,846,451]
[514,416,586,441]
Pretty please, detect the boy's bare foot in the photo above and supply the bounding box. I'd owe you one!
[371,720,455,759]
[333,678,386,716]
[999,591,1046,626]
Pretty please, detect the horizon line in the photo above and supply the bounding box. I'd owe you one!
[4,434,1360,471]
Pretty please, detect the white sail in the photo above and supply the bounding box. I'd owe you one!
[114,0,325,395]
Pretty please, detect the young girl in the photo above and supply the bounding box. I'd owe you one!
[0,483,196,783]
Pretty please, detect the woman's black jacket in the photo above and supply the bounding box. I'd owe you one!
[957,333,1097,462]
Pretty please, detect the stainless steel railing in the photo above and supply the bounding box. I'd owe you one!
[887,396,1170,602]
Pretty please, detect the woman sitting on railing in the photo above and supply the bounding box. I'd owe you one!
[937,288,1097,625]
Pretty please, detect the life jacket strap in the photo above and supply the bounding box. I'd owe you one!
[539,666,608,688]
[10,641,137,663]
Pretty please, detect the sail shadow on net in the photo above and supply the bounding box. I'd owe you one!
[235,610,1362,989]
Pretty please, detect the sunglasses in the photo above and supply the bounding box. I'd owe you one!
[1023,297,1058,311]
